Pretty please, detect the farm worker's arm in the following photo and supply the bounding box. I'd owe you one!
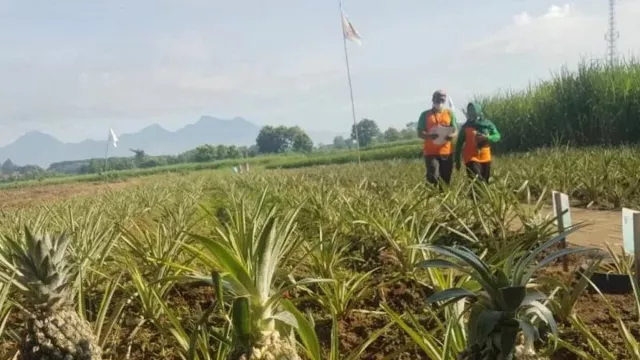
[486,120,501,143]
[454,126,465,170]
[417,111,429,139]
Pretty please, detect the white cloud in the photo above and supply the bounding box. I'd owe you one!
[467,1,640,62]
[467,4,600,57]
[542,4,572,19]
[509,4,572,28]
[513,12,532,26]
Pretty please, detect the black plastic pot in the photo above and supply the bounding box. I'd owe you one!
[580,261,633,294]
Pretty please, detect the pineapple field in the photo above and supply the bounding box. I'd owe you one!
[0,153,639,360]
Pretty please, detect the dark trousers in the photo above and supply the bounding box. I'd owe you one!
[425,155,453,187]
[465,161,491,182]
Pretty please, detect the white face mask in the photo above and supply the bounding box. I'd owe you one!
[433,102,444,110]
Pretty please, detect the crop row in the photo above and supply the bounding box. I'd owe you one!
[0,162,636,359]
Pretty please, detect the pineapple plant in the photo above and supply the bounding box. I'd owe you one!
[418,228,591,360]
[2,226,102,360]
[187,195,322,360]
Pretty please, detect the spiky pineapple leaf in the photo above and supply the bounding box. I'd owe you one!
[473,309,502,345]
[499,320,520,358]
[212,271,225,313]
[493,268,510,289]
[500,286,526,311]
[255,215,277,302]
[426,288,477,304]
[521,290,547,305]
[263,278,333,312]
[521,247,592,284]
[523,301,558,336]
[94,272,125,346]
[512,225,584,284]
[272,311,298,329]
[184,235,255,296]
[232,297,251,347]
[51,233,71,264]
[467,304,483,346]
[381,303,446,360]
[417,245,504,308]
[0,280,13,338]
[417,259,461,271]
[518,319,538,351]
[281,299,321,360]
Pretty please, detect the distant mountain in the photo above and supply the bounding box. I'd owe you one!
[0,116,346,168]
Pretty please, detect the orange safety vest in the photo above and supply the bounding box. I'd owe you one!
[462,126,492,163]
[423,109,453,156]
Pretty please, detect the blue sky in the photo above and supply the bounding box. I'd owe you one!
[0,0,639,145]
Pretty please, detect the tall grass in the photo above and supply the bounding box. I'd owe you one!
[475,58,640,152]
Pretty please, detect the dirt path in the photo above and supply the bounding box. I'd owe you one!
[541,206,623,250]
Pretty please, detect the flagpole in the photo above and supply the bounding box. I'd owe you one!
[339,0,361,165]
[103,132,110,175]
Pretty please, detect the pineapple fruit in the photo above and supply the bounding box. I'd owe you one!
[4,227,102,360]
[233,331,299,360]
[227,297,299,360]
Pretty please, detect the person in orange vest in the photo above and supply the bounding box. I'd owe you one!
[416,90,459,187]
[454,102,501,182]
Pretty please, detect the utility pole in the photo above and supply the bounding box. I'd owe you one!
[605,0,619,66]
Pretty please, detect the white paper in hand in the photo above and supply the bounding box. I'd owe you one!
[429,125,454,145]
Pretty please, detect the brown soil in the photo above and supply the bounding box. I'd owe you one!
[311,278,434,359]
[0,178,146,209]
[540,258,640,360]
[553,291,640,360]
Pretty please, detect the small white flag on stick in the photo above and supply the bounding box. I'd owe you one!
[448,96,456,112]
[109,128,119,148]
[341,10,362,45]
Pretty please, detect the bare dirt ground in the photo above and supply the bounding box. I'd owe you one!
[0,178,146,209]
[540,206,623,249]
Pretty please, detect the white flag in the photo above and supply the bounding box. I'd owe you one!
[341,10,362,45]
[448,96,456,112]
[108,128,119,148]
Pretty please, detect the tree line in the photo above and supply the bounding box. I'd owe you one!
[254,120,417,152]
[1,119,418,181]
[0,159,46,181]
